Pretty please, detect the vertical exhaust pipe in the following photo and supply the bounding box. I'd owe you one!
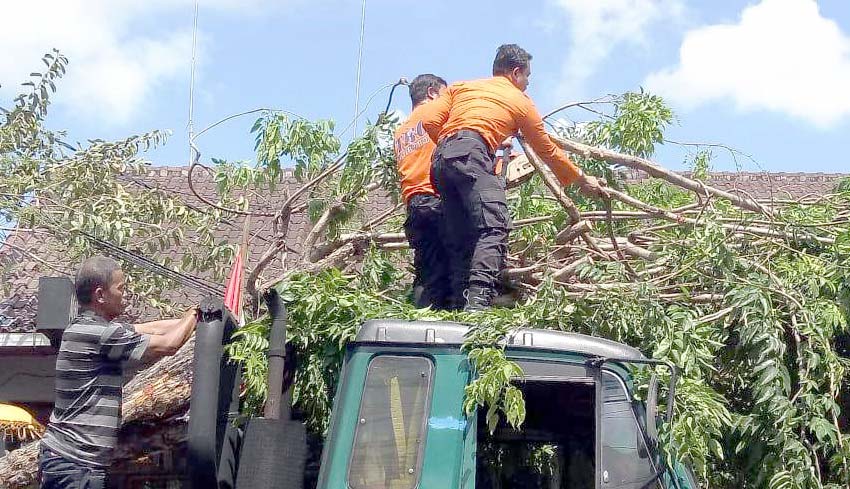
[235,288,306,489]
[188,299,238,489]
[263,288,287,420]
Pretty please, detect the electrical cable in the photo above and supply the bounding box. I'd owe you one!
[84,237,223,295]
[187,0,200,165]
[338,81,395,138]
[85,239,223,296]
[352,0,367,135]
[39,213,225,295]
[336,77,408,140]
[382,78,409,119]
[122,175,275,246]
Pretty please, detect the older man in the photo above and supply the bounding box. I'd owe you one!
[38,255,198,488]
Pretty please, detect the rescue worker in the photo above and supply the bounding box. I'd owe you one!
[39,256,198,488]
[420,44,607,311]
[393,74,451,309]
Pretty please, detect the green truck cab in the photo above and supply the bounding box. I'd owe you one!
[184,301,697,489]
[316,320,697,489]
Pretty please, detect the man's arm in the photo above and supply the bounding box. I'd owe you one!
[134,318,180,335]
[139,308,198,361]
[518,100,607,198]
[419,89,453,143]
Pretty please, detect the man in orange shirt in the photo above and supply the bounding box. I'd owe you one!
[393,74,451,309]
[420,44,607,311]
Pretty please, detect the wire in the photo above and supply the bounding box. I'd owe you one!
[382,78,409,117]
[337,81,396,138]
[81,233,223,295]
[86,236,224,296]
[121,175,275,245]
[192,108,306,142]
[352,0,367,136]
[38,213,224,296]
[187,0,200,165]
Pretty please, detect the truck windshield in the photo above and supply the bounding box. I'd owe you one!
[348,355,434,489]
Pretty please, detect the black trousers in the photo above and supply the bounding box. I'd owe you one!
[404,193,451,309]
[38,446,107,489]
[431,131,510,306]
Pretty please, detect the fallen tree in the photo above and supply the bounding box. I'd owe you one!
[2,56,849,489]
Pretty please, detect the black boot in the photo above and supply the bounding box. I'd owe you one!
[463,285,494,312]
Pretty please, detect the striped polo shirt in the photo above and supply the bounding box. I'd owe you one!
[41,310,149,467]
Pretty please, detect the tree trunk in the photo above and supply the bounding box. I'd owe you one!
[0,340,197,488]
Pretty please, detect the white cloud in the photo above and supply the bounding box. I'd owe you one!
[551,0,684,98]
[645,0,850,128]
[0,0,275,126]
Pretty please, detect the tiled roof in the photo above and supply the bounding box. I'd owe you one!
[0,166,395,334]
[0,166,847,334]
[621,169,849,200]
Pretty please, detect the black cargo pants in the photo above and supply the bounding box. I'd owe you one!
[430,130,511,307]
[404,193,452,309]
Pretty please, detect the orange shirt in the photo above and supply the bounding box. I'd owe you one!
[394,103,438,204]
[418,76,582,186]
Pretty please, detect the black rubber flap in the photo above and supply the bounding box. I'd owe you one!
[235,418,307,489]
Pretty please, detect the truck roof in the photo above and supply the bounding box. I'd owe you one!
[355,319,645,360]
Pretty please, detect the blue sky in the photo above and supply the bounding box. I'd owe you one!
[1,0,848,173]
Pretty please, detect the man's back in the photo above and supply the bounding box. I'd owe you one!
[40,311,147,468]
[420,76,582,187]
[430,76,529,153]
[394,103,438,204]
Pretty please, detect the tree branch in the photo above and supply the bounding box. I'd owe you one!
[551,133,772,216]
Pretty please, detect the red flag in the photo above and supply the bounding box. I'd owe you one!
[223,247,244,317]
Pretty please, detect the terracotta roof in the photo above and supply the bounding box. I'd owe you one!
[621,169,849,200]
[0,166,847,334]
[0,166,395,334]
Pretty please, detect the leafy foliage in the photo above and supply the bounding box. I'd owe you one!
[224,90,850,489]
[1,52,232,311]
[6,52,849,489]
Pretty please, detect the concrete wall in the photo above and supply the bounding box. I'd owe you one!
[0,354,56,404]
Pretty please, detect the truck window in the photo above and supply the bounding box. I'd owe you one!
[475,373,662,489]
[476,379,595,489]
[348,355,433,489]
[601,372,659,488]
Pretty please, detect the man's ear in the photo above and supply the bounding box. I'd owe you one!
[93,286,106,304]
[511,66,522,80]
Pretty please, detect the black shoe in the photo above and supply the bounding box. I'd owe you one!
[463,286,494,312]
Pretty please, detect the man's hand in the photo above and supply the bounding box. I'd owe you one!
[498,137,519,159]
[183,306,200,322]
[576,174,609,199]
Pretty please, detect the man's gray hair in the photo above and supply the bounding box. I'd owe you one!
[75,255,122,305]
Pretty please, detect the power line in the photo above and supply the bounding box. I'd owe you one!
[79,230,224,296]
[352,0,367,136]
[37,214,224,296]
[187,0,200,165]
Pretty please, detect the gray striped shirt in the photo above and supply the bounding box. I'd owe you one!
[41,310,149,467]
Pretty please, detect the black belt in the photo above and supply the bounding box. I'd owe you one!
[441,129,493,156]
[408,193,438,206]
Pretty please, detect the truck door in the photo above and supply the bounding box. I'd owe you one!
[599,371,661,489]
